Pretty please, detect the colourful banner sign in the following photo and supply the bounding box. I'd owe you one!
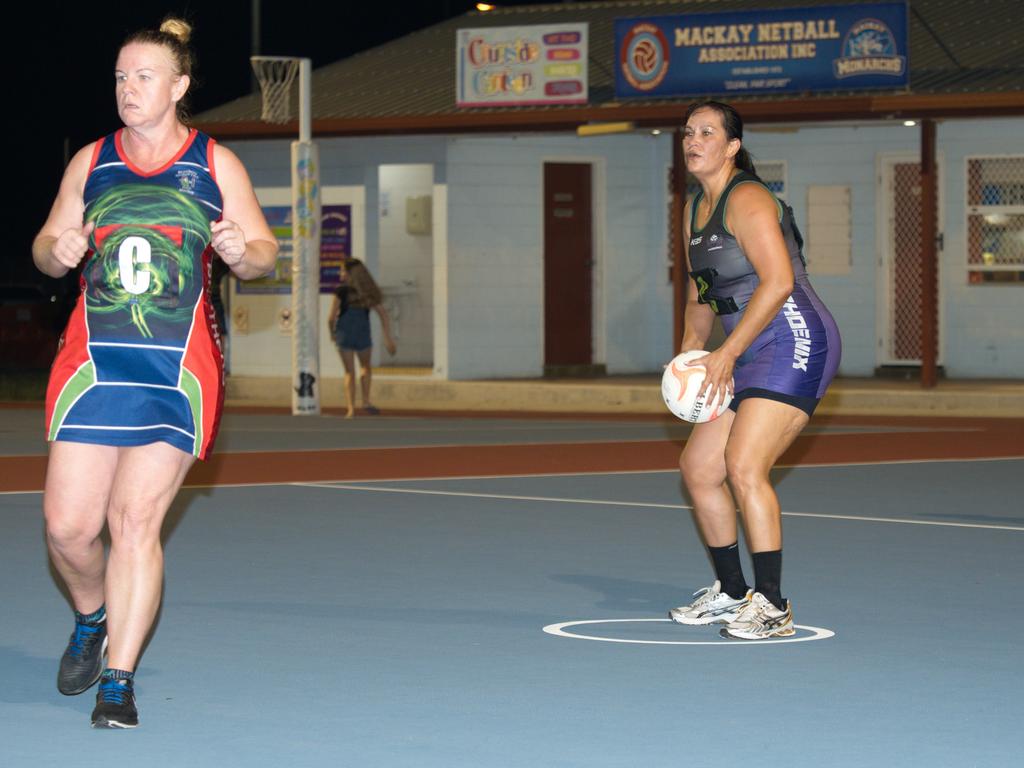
[457,23,588,107]
[319,205,351,292]
[237,204,352,295]
[615,2,908,98]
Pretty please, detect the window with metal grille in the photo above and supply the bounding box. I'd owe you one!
[757,161,787,199]
[966,156,1024,284]
[683,161,786,200]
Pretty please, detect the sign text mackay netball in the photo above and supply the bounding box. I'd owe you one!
[614,2,908,98]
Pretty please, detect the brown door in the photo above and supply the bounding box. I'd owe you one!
[883,159,942,366]
[890,162,924,363]
[544,162,592,368]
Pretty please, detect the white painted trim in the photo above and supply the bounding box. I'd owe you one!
[254,186,291,207]
[432,183,449,380]
[961,153,1024,278]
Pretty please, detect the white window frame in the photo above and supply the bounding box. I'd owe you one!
[964,153,1024,278]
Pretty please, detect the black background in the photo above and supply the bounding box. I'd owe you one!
[14,1,541,290]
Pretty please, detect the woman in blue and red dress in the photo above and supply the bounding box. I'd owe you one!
[32,18,277,728]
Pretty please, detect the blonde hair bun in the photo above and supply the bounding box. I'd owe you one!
[160,17,192,44]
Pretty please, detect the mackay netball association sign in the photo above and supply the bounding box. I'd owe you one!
[615,1,908,98]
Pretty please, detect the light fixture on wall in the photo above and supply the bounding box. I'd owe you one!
[476,3,495,10]
[577,121,635,137]
[903,120,917,127]
[651,129,662,136]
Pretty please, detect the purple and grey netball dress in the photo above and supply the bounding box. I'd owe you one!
[687,171,841,414]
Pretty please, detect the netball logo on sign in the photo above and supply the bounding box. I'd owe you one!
[620,23,670,91]
[833,18,905,78]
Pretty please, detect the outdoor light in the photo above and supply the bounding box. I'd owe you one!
[577,121,635,136]
[476,3,495,10]
[903,120,917,127]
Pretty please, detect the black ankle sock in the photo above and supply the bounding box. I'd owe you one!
[752,550,785,610]
[708,543,748,599]
[76,605,106,626]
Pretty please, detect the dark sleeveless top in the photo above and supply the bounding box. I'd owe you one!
[687,171,807,316]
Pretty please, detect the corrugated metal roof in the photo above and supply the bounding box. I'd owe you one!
[197,0,1024,130]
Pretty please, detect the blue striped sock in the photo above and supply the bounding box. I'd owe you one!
[102,668,134,683]
[76,605,106,626]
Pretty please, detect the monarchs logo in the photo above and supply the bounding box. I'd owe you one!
[833,18,906,78]
[620,23,670,91]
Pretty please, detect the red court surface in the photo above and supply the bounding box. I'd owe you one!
[2,412,1020,493]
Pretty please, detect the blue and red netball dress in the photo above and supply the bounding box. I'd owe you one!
[45,129,225,459]
[688,171,841,414]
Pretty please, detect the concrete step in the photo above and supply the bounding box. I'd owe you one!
[225,374,1024,418]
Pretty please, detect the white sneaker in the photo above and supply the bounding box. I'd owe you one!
[720,591,795,639]
[669,581,751,625]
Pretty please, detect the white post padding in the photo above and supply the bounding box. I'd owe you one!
[290,139,321,414]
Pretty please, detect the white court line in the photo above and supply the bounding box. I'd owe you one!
[293,482,1024,532]
[775,455,1024,468]
[4,456,1020,494]
[542,618,835,645]
[780,510,1023,531]
[2,473,675,496]
[2,456,1020,501]
[296,482,683,511]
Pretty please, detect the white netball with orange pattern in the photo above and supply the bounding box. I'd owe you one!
[661,350,733,423]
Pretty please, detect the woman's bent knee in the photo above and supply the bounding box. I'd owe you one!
[680,450,726,491]
[44,505,104,551]
[724,446,770,494]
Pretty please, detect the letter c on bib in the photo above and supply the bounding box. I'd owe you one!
[118,236,152,295]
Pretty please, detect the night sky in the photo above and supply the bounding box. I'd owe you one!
[15,0,538,289]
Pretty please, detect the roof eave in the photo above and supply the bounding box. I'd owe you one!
[196,91,1024,140]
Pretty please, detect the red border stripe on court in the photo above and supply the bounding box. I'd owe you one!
[2,418,1020,493]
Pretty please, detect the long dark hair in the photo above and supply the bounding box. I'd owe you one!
[683,99,758,178]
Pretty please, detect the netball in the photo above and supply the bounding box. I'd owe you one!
[661,350,733,423]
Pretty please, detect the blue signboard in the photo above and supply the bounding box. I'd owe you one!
[615,2,908,98]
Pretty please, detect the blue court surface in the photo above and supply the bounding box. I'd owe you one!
[1,412,1021,767]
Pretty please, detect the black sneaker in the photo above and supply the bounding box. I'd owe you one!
[57,619,107,695]
[91,676,138,729]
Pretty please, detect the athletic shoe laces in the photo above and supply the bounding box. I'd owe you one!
[68,623,102,659]
[689,585,716,607]
[737,593,776,622]
[98,679,131,705]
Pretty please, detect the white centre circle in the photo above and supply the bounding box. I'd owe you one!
[543,618,835,645]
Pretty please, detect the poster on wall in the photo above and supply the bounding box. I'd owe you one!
[236,204,352,295]
[615,1,908,98]
[319,206,351,292]
[456,23,588,107]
